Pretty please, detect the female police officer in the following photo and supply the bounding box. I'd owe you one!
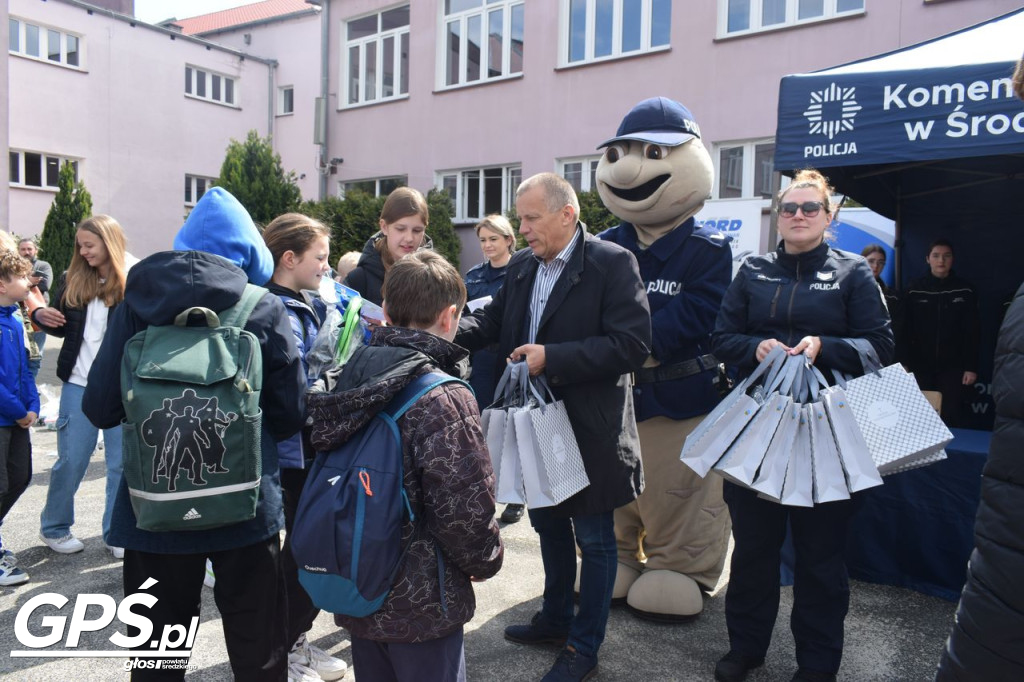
[710,169,894,682]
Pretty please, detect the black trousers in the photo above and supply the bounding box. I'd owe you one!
[0,426,32,527]
[723,482,859,675]
[281,466,320,645]
[122,537,288,681]
[350,627,466,682]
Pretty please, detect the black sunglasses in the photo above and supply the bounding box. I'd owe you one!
[779,201,824,218]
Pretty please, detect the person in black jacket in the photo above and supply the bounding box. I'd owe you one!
[343,187,430,306]
[711,169,894,682]
[899,240,979,427]
[82,188,305,681]
[457,173,651,682]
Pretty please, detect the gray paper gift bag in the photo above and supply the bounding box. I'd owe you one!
[750,401,801,498]
[776,405,815,507]
[515,379,589,509]
[681,346,787,477]
[714,392,789,486]
[495,406,527,504]
[843,364,953,474]
[808,399,851,503]
[482,361,528,504]
[821,385,883,493]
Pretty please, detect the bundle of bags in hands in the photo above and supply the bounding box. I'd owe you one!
[481,360,590,509]
[680,343,953,507]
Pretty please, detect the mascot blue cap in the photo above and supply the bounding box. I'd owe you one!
[598,96,701,149]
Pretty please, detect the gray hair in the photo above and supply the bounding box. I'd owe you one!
[516,173,580,222]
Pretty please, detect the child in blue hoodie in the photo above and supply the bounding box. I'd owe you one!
[0,249,40,586]
[84,188,305,681]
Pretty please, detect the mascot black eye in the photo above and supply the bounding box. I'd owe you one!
[605,144,628,163]
[644,143,669,160]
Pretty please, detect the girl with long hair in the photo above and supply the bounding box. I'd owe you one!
[32,215,131,557]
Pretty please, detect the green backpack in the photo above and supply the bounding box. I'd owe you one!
[120,284,266,532]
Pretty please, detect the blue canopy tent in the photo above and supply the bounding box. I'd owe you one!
[775,8,1024,429]
[773,10,1022,600]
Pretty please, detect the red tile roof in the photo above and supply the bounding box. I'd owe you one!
[169,0,316,36]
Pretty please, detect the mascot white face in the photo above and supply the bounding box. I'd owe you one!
[596,97,714,244]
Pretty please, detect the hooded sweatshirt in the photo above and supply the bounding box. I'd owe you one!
[307,326,502,642]
[83,189,304,554]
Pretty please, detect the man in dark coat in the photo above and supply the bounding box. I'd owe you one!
[457,172,651,682]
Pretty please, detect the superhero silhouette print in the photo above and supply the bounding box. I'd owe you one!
[141,389,238,492]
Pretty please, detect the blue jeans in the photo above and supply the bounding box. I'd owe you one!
[528,508,616,659]
[40,382,123,540]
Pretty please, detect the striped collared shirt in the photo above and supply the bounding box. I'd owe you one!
[527,226,582,344]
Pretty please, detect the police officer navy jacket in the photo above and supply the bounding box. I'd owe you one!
[713,241,894,376]
[599,218,731,421]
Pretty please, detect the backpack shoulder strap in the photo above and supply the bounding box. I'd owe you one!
[384,371,467,421]
[219,284,267,330]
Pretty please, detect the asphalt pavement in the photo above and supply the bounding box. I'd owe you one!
[0,338,958,680]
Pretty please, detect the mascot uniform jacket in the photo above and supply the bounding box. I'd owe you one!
[599,218,731,421]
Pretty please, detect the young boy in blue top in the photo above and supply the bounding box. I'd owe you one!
[0,249,41,586]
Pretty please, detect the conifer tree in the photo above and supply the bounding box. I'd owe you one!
[39,162,93,276]
[218,130,301,226]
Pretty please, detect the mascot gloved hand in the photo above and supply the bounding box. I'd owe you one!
[594,97,733,622]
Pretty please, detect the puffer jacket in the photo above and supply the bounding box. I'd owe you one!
[713,241,894,377]
[935,282,1024,681]
[899,272,979,374]
[30,273,99,384]
[307,326,502,642]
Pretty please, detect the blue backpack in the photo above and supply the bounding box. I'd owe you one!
[292,371,465,617]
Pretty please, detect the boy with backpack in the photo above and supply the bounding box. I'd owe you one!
[83,187,306,681]
[304,250,503,682]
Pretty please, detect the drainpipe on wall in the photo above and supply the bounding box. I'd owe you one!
[308,0,330,200]
[267,60,278,139]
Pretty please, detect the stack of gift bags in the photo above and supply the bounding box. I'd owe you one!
[481,361,590,508]
[680,344,953,506]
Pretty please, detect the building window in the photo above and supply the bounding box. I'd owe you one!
[185,65,237,107]
[344,6,410,107]
[720,0,864,37]
[185,174,217,206]
[561,0,671,66]
[340,175,408,198]
[8,17,82,68]
[9,150,79,189]
[442,0,524,89]
[438,165,521,222]
[712,140,777,200]
[559,157,601,193]
[278,86,294,115]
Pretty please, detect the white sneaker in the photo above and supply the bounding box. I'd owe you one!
[203,559,215,588]
[287,660,320,682]
[0,555,29,586]
[107,545,125,560]
[290,632,347,680]
[40,532,84,554]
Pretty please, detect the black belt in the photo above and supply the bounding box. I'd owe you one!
[631,354,719,384]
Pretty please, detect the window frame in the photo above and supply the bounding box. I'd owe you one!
[184,65,239,108]
[278,85,295,116]
[9,150,80,191]
[185,174,217,207]
[338,175,409,198]
[558,0,671,68]
[558,156,602,194]
[717,0,865,38]
[438,0,525,90]
[711,138,779,201]
[341,5,411,109]
[437,164,522,223]
[8,17,83,69]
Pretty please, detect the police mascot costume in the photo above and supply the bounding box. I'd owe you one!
[596,97,732,621]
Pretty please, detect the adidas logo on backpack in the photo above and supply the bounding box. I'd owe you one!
[119,285,266,532]
[291,372,464,617]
